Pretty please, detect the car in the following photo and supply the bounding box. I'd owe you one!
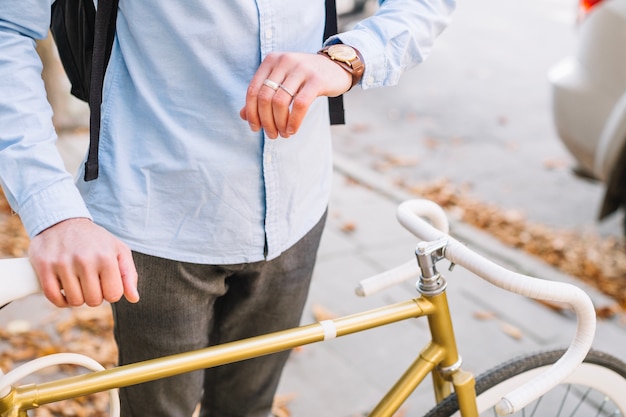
[549,0,626,231]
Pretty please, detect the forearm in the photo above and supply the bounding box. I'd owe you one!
[0,9,92,237]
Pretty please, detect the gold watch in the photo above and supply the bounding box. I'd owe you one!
[318,44,365,88]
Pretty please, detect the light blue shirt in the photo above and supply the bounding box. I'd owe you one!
[0,0,455,264]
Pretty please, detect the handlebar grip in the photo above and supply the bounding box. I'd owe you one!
[355,260,420,297]
[0,257,41,307]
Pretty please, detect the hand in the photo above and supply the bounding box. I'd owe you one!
[240,52,352,139]
[28,218,140,307]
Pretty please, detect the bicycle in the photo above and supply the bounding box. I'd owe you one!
[1,198,625,417]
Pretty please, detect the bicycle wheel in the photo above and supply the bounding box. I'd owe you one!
[423,349,626,417]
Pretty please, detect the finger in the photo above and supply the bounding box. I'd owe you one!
[243,61,275,133]
[257,75,284,139]
[97,259,125,304]
[272,78,300,138]
[239,106,248,122]
[118,249,140,303]
[56,263,85,307]
[76,264,105,307]
[285,80,319,136]
[29,250,69,307]
[37,268,70,308]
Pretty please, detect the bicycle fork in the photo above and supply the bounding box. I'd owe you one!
[368,238,479,417]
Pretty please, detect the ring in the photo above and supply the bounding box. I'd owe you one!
[278,84,295,98]
[263,79,280,91]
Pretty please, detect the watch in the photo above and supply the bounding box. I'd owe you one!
[318,44,365,88]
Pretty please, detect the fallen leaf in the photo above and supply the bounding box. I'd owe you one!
[423,137,440,150]
[543,158,568,170]
[272,393,297,417]
[596,304,621,320]
[473,311,497,321]
[312,304,337,321]
[500,322,523,340]
[535,299,568,313]
[351,123,371,134]
[340,221,357,234]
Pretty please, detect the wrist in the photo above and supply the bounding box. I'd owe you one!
[317,44,365,89]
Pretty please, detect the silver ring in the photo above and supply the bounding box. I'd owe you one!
[263,79,280,91]
[278,84,295,98]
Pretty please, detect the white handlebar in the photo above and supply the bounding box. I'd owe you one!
[0,257,41,307]
[394,199,596,415]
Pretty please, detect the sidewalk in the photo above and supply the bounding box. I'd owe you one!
[276,153,626,416]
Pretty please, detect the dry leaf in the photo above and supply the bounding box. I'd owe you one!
[383,155,418,168]
[0,187,29,257]
[272,393,297,417]
[372,161,393,172]
[543,158,568,170]
[312,304,337,321]
[473,311,497,321]
[535,299,568,313]
[351,123,371,134]
[340,221,357,234]
[423,137,440,150]
[394,408,408,417]
[596,304,621,320]
[500,322,523,340]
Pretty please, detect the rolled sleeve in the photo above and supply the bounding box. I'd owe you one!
[17,177,92,237]
[327,0,456,89]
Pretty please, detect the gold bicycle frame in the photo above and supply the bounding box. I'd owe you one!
[0,282,479,417]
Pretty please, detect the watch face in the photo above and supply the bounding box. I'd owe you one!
[328,44,357,62]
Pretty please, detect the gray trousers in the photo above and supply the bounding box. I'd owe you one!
[111,214,326,417]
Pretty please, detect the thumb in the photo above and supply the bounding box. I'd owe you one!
[118,249,140,303]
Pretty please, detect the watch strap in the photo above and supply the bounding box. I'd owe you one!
[318,45,365,88]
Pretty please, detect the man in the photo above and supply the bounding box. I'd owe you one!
[0,1,455,416]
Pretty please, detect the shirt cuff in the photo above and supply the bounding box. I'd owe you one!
[325,31,389,90]
[18,177,93,238]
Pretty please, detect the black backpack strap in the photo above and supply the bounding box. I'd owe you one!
[50,0,96,102]
[85,0,119,181]
[324,0,345,126]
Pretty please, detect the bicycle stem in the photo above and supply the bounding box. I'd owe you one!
[415,237,448,295]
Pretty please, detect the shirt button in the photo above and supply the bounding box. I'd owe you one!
[265,29,273,40]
